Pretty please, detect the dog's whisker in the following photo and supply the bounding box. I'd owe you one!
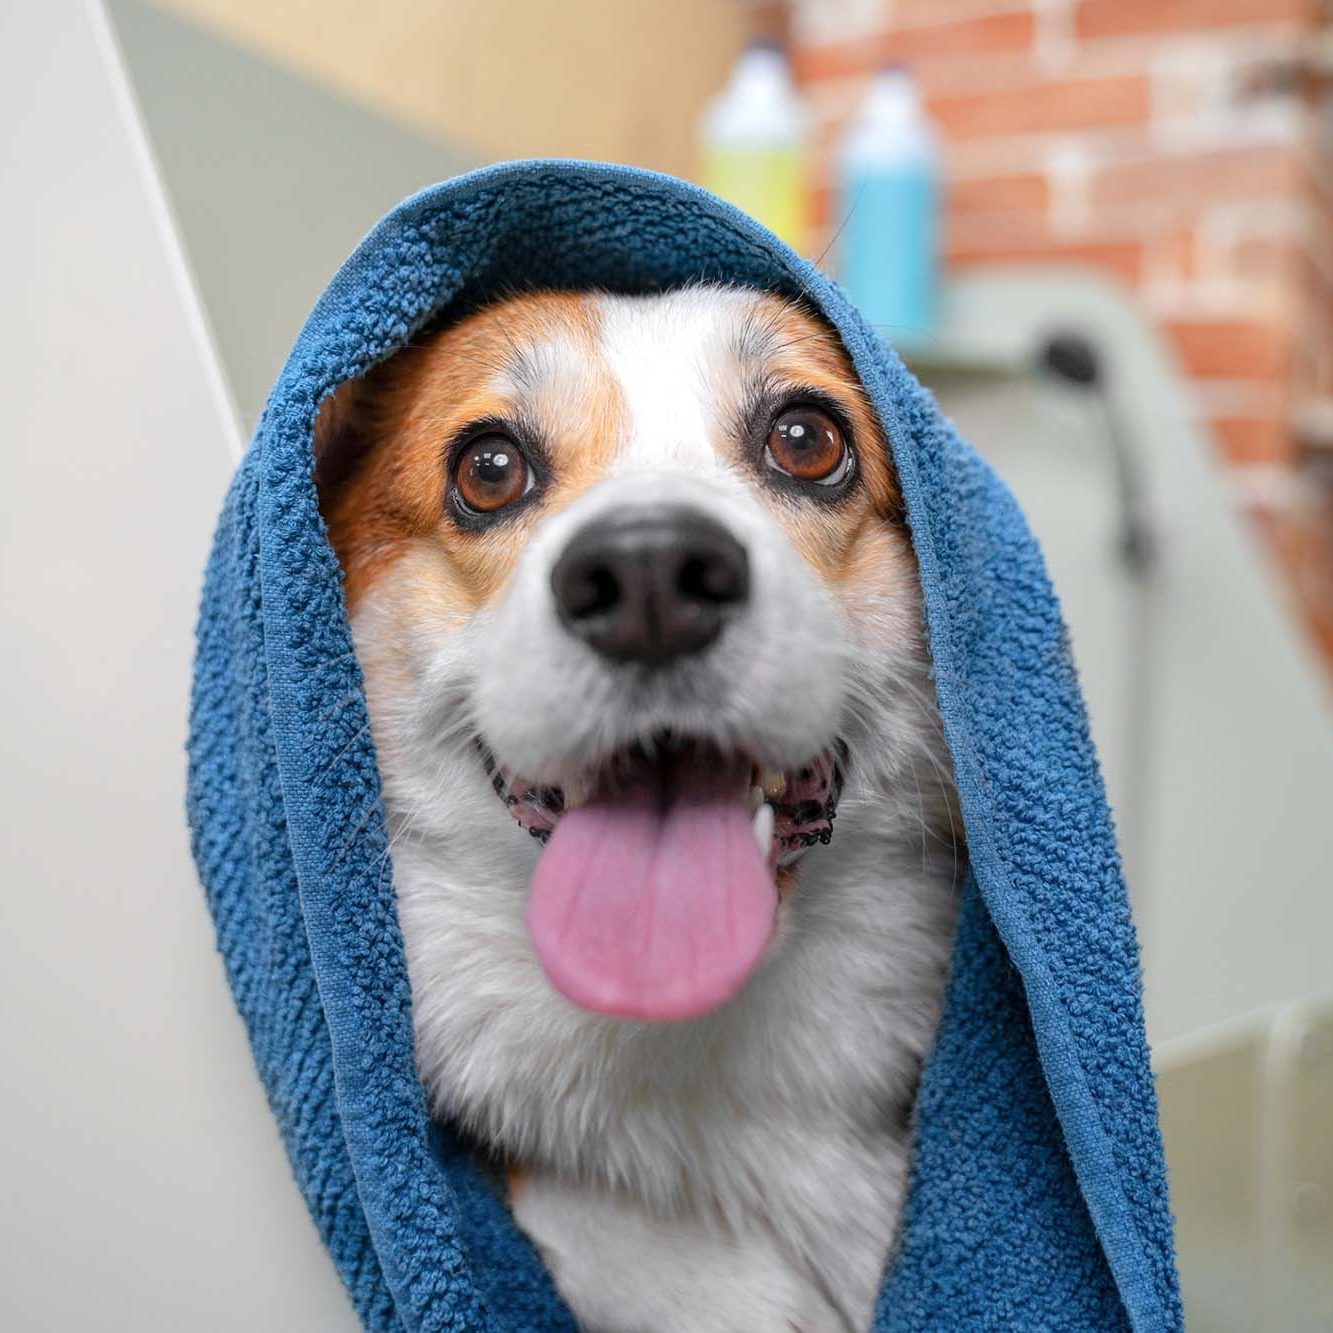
[292,649,360,677]
[309,721,372,791]
[326,793,386,875]
[376,802,425,890]
[315,687,366,725]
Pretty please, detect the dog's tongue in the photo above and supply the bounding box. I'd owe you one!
[526,756,776,1021]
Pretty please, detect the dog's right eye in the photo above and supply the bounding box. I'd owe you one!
[454,435,533,515]
[764,405,853,488]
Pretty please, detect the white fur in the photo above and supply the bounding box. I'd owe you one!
[350,289,961,1332]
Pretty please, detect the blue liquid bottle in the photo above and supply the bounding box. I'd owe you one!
[836,66,940,345]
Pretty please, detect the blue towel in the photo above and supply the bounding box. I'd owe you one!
[188,160,1181,1331]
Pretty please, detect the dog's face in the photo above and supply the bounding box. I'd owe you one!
[319,287,930,1031]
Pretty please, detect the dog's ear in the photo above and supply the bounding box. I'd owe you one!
[313,375,376,514]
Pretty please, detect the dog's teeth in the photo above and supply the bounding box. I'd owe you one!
[564,775,589,810]
[761,768,788,799]
[752,803,775,857]
[749,785,764,813]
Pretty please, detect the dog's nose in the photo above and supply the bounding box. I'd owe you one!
[551,505,750,665]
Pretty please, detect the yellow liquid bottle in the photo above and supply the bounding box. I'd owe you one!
[699,42,808,254]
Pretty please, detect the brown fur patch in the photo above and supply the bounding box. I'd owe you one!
[738,295,903,566]
[319,292,625,614]
[505,1165,527,1206]
[715,295,912,608]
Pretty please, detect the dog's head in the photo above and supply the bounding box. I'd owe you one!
[318,286,934,1029]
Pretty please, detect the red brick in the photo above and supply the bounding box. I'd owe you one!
[808,182,835,234]
[1146,228,1198,284]
[793,11,1034,82]
[947,236,1144,285]
[1075,0,1316,41]
[1209,414,1297,465]
[1165,319,1292,380]
[1229,234,1302,286]
[950,172,1050,214]
[896,0,1027,21]
[1277,252,1333,398]
[930,75,1149,140]
[1253,502,1333,669]
[1090,147,1301,217]
[1309,608,1333,669]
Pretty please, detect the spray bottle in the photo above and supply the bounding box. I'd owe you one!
[699,40,808,252]
[836,66,940,342]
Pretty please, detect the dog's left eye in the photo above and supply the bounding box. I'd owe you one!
[454,435,533,514]
[764,406,853,487]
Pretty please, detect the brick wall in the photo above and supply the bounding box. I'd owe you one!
[787,0,1333,667]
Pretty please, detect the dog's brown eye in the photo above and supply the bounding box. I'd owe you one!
[765,407,852,486]
[455,436,531,514]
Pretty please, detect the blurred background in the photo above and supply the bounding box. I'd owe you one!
[2,1,1331,1329]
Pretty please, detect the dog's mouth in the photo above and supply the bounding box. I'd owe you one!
[479,734,843,1023]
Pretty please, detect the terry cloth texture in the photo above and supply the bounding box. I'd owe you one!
[187,160,1181,1332]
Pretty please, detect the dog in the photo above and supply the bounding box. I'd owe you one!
[315,284,962,1333]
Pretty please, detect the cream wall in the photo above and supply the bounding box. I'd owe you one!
[1,5,359,1326]
[147,0,753,178]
